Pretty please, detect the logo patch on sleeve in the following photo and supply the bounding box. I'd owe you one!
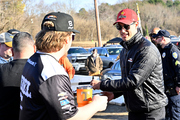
[60,99,70,106]
[172,52,178,59]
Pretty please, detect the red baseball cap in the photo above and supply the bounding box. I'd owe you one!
[113,8,138,25]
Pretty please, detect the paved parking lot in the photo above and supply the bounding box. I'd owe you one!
[91,103,128,120]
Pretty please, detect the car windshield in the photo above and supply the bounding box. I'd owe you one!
[89,48,104,54]
[68,48,88,54]
[112,61,121,70]
[106,48,122,55]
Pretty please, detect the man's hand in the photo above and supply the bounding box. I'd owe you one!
[90,79,101,90]
[176,87,180,94]
[101,91,114,102]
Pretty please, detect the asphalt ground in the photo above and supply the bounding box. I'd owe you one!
[91,103,128,120]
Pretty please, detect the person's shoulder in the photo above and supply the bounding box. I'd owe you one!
[0,62,12,73]
[170,43,180,52]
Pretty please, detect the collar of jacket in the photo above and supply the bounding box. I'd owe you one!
[120,30,143,50]
[163,42,172,49]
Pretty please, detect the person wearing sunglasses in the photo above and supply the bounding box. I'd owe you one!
[149,27,161,45]
[19,12,107,120]
[91,8,168,120]
[153,30,180,120]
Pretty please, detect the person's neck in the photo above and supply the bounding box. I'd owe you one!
[162,41,170,48]
[13,54,29,60]
[38,49,64,61]
[48,51,63,61]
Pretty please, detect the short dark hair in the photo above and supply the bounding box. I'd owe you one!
[12,32,34,52]
[93,49,97,52]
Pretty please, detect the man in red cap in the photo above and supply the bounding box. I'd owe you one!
[91,8,168,119]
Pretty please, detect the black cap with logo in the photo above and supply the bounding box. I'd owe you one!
[153,30,170,38]
[41,12,80,33]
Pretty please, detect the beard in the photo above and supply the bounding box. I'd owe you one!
[157,44,163,52]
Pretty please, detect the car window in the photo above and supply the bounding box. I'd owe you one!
[97,49,103,55]
[89,48,106,56]
[68,48,88,54]
[114,61,120,70]
[106,48,122,55]
[99,49,107,56]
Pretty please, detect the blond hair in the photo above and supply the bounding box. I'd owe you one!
[35,21,72,52]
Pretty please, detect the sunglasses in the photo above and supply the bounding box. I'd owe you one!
[149,33,156,37]
[116,22,135,31]
[72,33,75,41]
[156,36,162,40]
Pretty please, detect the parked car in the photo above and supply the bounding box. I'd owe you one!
[100,60,121,81]
[88,46,123,69]
[67,47,91,72]
[170,35,180,48]
[105,45,122,47]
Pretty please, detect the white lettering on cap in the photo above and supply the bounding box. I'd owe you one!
[68,21,73,30]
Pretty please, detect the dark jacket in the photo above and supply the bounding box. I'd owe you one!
[0,59,28,120]
[100,31,168,112]
[85,54,103,73]
[160,43,180,94]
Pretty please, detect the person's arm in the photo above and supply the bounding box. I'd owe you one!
[171,46,180,93]
[39,75,107,120]
[68,95,107,120]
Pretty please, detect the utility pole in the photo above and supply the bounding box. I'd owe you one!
[94,0,102,47]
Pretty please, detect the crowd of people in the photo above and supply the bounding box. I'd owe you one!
[0,8,179,120]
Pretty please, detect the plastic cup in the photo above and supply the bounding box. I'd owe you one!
[77,86,93,107]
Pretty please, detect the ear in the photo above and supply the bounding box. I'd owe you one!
[33,45,36,53]
[65,39,68,44]
[65,36,71,44]
[135,21,139,28]
[162,36,165,41]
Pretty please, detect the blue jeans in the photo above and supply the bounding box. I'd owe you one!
[166,94,180,120]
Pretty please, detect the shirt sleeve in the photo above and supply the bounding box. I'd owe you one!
[171,46,180,87]
[39,75,78,120]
